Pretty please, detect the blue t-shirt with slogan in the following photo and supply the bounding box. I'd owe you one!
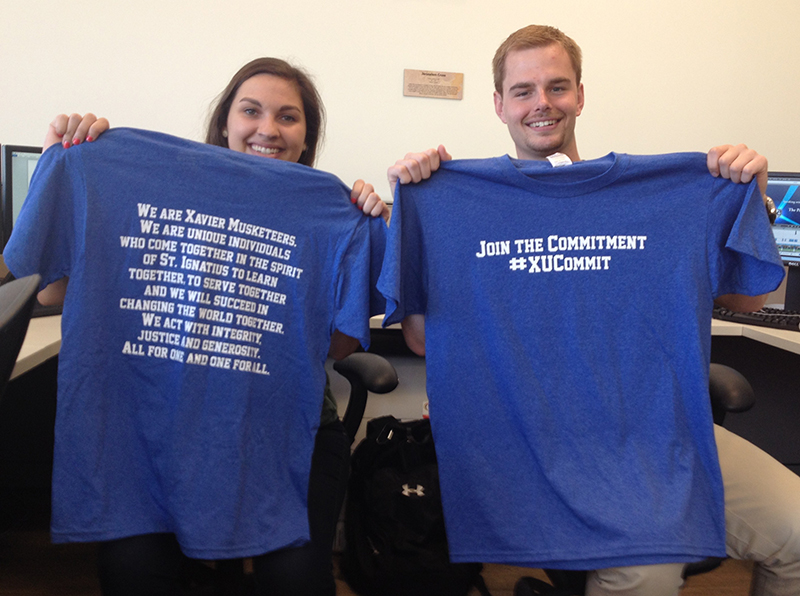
[379,153,784,570]
[4,128,386,559]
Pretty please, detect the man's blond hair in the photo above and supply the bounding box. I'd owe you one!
[492,25,583,94]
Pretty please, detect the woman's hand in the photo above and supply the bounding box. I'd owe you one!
[351,179,390,223]
[44,113,109,151]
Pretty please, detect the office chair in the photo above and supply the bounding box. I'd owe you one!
[0,274,42,403]
[205,352,399,595]
[514,363,756,596]
[334,352,400,444]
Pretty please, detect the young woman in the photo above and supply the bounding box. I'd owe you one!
[45,57,388,596]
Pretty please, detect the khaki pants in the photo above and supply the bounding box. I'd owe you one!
[585,425,800,596]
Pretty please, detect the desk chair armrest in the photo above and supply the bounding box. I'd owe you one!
[709,363,755,425]
[333,352,399,444]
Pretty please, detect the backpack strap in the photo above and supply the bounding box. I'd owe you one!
[514,576,579,596]
[473,573,493,596]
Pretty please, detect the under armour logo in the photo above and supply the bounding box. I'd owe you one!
[401,484,425,497]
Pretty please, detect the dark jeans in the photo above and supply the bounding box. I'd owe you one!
[97,421,351,596]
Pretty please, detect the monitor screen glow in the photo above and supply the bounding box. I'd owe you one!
[767,172,800,268]
[1,144,42,250]
[767,172,800,310]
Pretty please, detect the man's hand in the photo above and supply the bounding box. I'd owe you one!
[387,145,452,196]
[707,144,768,201]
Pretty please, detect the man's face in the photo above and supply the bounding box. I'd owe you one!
[494,44,584,162]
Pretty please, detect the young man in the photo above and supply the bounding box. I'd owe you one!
[385,25,800,596]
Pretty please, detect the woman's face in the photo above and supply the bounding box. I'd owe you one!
[224,74,308,164]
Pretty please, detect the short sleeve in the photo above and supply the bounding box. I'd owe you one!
[377,185,428,327]
[3,146,84,289]
[367,216,387,317]
[331,216,377,350]
[707,177,785,298]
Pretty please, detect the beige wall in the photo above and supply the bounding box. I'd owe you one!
[2,0,798,200]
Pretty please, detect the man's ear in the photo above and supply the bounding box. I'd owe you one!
[576,83,585,117]
[493,91,508,124]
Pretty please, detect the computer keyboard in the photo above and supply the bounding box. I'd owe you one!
[713,306,800,332]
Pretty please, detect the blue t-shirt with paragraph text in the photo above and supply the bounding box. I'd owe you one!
[4,128,386,559]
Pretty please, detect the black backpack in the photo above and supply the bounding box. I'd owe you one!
[341,415,489,596]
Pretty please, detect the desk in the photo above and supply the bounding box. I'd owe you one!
[12,315,61,380]
[710,318,800,355]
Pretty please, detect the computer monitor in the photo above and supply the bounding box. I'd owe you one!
[1,144,42,251]
[767,171,800,311]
